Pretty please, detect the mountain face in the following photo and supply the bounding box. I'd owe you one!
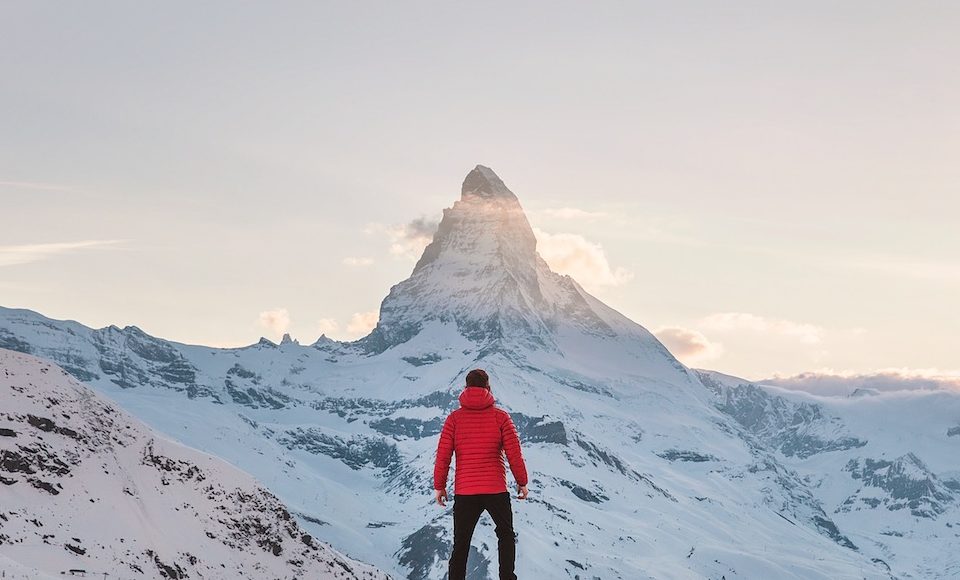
[700,370,960,578]
[0,349,390,580]
[0,165,955,578]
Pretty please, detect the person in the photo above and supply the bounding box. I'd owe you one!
[433,368,529,580]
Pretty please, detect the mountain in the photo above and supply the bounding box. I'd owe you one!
[1,165,955,578]
[0,348,390,580]
[359,165,679,380]
[700,370,960,578]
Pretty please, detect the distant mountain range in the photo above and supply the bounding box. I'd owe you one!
[2,165,958,579]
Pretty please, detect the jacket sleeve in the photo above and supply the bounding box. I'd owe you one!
[433,413,456,490]
[500,412,529,487]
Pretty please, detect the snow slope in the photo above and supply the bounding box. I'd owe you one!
[0,348,390,580]
[0,165,936,578]
[701,370,960,578]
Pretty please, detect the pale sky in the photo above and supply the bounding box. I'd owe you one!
[2,1,958,384]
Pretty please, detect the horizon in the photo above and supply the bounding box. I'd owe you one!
[3,2,958,391]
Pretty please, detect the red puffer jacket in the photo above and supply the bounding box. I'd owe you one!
[433,386,529,495]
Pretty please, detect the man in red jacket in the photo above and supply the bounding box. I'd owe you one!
[434,368,529,580]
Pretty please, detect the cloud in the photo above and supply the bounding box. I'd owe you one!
[853,257,960,283]
[0,240,123,267]
[365,216,439,260]
[700,312,823,344]
[257,308,290,337]
[346,310,378,338]
[541,207,608,221]
[533,227,633,292]
[654,326,723,363]
[763,368,960,396]
[312,312,378,341]
[405,216,439,239]
[317,318,340,337]
[342,256,374,267]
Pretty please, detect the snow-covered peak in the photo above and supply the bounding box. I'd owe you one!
[365,165,565,354]
[460,164,517,201]
[359,166,684,382]
[412,165,536,279]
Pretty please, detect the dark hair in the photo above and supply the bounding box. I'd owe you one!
[465,368,490,389]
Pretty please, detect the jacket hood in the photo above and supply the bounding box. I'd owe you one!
[459,386,495,410]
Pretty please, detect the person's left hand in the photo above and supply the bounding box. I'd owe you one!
[435,488,448,507]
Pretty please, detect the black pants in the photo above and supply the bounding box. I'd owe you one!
[448,491,517,580]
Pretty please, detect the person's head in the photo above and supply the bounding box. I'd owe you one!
[465,368,490,390]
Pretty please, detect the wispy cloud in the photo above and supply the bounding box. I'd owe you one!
[0,240,123,267]
[0,180,116,202]
[533,227,633,292]
[365,216,439,260]
[700,312,823,344]
[317,317,340,337]
[763,368,960,396]
[346,310,378,338]
[0,180,80,193]
[654,326,724,363]
[257,308,290,337]
[851,256,960,283]
[536,211,959,288]
[312,312,377,340]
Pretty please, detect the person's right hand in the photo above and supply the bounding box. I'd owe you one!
[435,489,448,507]
[517,485,529,500]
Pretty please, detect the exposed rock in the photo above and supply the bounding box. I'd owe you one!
[512,413,568,445]
[0,349,390,579]
[713,380,867,459]
[369,416,444,440]
[278,428,402,474]
[558,479,608,503]
[841,453,955,518]
[401,353,442,367]
[657,449,718,463]
[395,524,488,580]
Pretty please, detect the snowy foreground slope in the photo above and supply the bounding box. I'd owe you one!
[0,165,953,578]
[0,349,390,580]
